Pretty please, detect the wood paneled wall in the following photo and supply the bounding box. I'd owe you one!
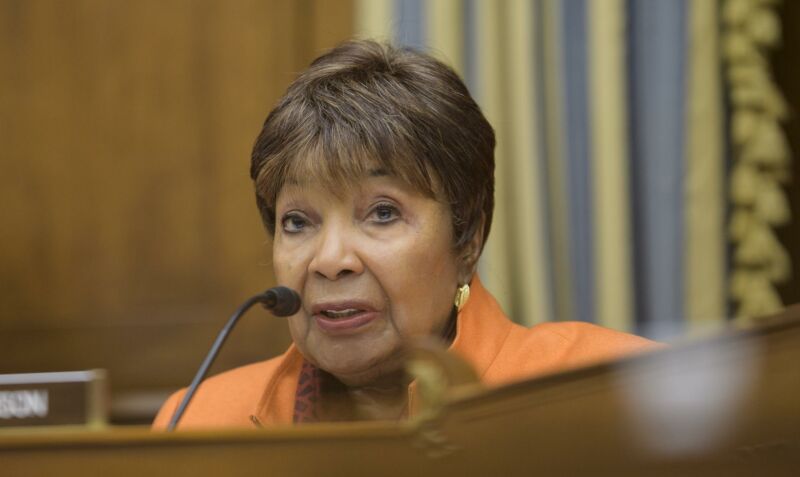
[0,0,353,422]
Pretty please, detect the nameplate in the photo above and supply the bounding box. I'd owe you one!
[0,370,107,428]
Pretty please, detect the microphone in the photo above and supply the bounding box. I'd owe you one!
[261,286,302,317]
[166,286,301,431]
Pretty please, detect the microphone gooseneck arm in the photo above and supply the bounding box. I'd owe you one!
[166,287,300,431]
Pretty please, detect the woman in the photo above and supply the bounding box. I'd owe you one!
[154,40,656,429]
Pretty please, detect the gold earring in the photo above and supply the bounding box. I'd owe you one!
[454,283,470,311]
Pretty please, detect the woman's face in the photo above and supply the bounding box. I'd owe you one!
[273,172,461,386]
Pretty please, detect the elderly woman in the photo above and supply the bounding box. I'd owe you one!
[154,40,655,428]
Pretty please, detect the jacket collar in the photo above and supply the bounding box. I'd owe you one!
[449,275,513,379]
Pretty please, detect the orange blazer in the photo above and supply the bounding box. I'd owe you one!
[153,277,658,430]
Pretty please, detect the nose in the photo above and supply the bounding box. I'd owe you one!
[308,221,364,280]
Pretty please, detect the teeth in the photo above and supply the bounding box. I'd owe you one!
[323,309,361,319]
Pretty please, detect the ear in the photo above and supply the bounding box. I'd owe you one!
[458,214,485,284]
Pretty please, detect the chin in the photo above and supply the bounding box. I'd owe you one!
[314,348,407,386]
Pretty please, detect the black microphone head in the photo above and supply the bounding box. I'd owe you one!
[263,286,301,317]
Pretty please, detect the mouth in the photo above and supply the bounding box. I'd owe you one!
[311,302,379,334]
[320,309,363,319]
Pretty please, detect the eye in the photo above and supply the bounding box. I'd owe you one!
[281,212,309,233]
[368,203,400,224]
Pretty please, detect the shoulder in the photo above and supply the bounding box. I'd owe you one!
[484,321,661,385]
[203,356,286,391]
[152,354,288,430]
[527,321,658,352]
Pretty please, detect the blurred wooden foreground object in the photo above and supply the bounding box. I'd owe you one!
[1,306,799,476]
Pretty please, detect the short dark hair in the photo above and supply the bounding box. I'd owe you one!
[250,40,495,252]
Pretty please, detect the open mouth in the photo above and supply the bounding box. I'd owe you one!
[320,309,363,319]
[312,303,378,334]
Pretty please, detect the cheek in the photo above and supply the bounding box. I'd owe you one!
[273,256,294,284]
[272,240,306,286]
[287,314,308,341]
[273,240,312,346]
[385,235,459,335]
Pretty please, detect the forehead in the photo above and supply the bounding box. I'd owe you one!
[276,168,432,206]
[271,146,439,206]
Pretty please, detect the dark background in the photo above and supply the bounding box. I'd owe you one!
[773,0,800,306]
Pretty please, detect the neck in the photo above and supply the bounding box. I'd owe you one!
[345,369,409,421]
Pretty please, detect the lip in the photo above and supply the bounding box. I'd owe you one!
[311,300,379,335]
